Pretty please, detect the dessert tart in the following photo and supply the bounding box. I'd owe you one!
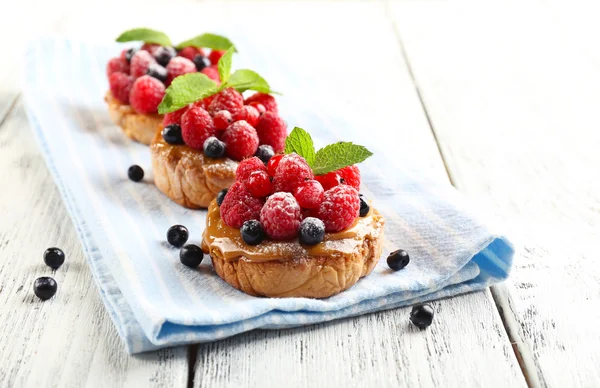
[151,48,286,208]
[201,128,385,298]
[105,28,234,144]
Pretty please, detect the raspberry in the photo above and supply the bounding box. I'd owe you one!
[338,165,361,190]
[255,112,287,153]
[245,93,278,113]
[106,57,130,77]
[233,105,260,127]
[213,110,233,131]
[266,154,283,177]
[129,75,165,114]
[177,46,206,61]
[141,43,160,52]
[108,72,134,104]
[201,67,220,82]
[247,102,266,114]
[260,192,302,240]
[317,185,360,232]
[220,181,264,228]
[162,106,188,127]
[222,121,259,161]
[181,106,216,149]
[294,180,324,209]
[208,88,244,116]
[166,57,196,85]
[315,172,341,191]
[247,171,272,197]
[236,157,267,184]
[130,50,157,79]
[208,50,225,65]
[272,154,314,193]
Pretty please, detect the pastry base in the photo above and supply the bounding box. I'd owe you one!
[105,91,162,145]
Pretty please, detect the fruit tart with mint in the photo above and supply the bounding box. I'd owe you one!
[201,128,385,298]
[105,28,234,145]
[151,47,286,208]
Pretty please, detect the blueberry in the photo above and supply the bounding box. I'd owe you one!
[299,217,325,246]
[33,277,57,301]
[162,124,184,145]
[193,54,210,71]
[128,165,144,182]
[43,247,65,269]
[241,220,265,246]
[359,196,370,217]
[124,48,137,63]
[216,189,228,207]
[410,304,434,329]
[146,63,168,83]
[153,46,177,67]
[387,249,409,271]
[255,144,275,164]
[167,225,189,248]
[203,136,226,158]
[179,244,204,268]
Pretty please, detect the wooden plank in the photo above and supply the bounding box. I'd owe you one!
[0,101,189,388]
[389,1,600,386]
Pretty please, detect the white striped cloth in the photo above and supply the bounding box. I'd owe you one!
[23,37,513,354]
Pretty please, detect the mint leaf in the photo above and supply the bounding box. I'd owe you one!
[158,73,218,114]
[312,142,373,175]
[285,127,315,166]
[217,46,235,84]
[116,28,171,46]
[227,69,279,94]
[176,33,236,51]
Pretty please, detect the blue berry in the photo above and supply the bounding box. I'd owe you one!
[153,46,177,67]
[33,277,57,301]
[359,196,370,217]
[299,217,325,246]
[203,136,225,158]
[193,55,210,71]
[216,189,228,207]
[241,220,265,245]
[43,247,65,269]
[410,304,434,329]
[255,144,275,164]
[146,63,168,83]
[125,48,137,63]
[167,225,189,248]
[179,244,204,268]
[387,249,409,271]
[162,124,184,145]
[128,165,144,182]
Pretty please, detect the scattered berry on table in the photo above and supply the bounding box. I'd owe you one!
[213,110,233,131]
[203,136,226,158]
[128,165,144,182]
[299,217,325,246]
[272,153,314,193]
[163,107,187,127]
[108,72,134,104]
[317,185,360,232]
[208,49,225,65]
[122,48,137,63]
[255,112,287,153]
[146,63,168,83]
[181,106,216,149]
[255,144,275,164]
[33,277,57,301]
[178,46,205,61]
[130,50,157,78]
[179,244,204,268]
[241,220,266,246]
[208,88,244,116]
[338,165,361,190]
[220,181,264,228]
[315,171,342,191]
[43,247,65,269]
[167,225,189,248]
[129,75,165,114]
[359,196,370,217]
[201,67,220,82]
[260,192,302,240]
[216,188,228,207]
[192,54,210,71]
[410,304,434,329]
[294,180,324,209]
[247,171,272,197]
[236,157,267,184]
[233,105,260,127]
[387,249,409,271]
[166,57,196,85]
[106,57,130,77]
[245,93,278,114]
[221,120,259,161]
[162,124,184,145]
[152,46,177,67]
[247,102,266,115]
[266,154,284,177]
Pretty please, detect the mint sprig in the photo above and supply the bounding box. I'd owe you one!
[284,127,373,175]
[116,28,172,46]
[217,46,234,85]
[176,33,236,51]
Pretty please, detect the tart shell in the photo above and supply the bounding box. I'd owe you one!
[105,91,162,145]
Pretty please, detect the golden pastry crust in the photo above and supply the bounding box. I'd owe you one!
[105,91,162,145]
[150,129,238,209]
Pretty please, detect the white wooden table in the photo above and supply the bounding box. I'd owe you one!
[2,1,599,387]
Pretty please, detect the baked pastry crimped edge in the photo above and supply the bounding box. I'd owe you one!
[105,91,162,145]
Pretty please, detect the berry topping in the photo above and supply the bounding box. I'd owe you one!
[233,105,260,127]
[260,192,302,240]
[130,50,157,78]
[247,102,266,114]
[128,165,144,182]
[203,136,226,158]
[178,46,205,61]
[241,220,266,246]
[208,88,244,115]
[266,154,284,177]
[179,244,204,268]
[43,247,65,269]
[255,144,275,164]
[181,106,216,149]
[146,63,168,83]
[255,112,287,153]
[141,43,160,52]
[152,46,176,67]
[107,57,130,77]
[387,249,409,271]
[108,72,134,104]
[294,180,324,209]
[236,157,267,184]
[162,124,184,145]
[359,196,370,217]
[247,171,273,197]
[122,48,137,64]
[201,67,220,82]
[245,93,278,113]
[192,54,210,71]
[208,49,225,65]
[216,188,228,207]
[129,75,165,114]
[299,217,325,246]
[338,165,361,190]
[213,110,233,131]
[33,277,57,301]
[317,185,360,232]
[410,304,434,329]
[162,107,187,127]
[315,171,341,191]
[167,225,189,248]
[272,154,314,193]
[221,121,259,161]
[166,57,196,85]
[220,181,264,228]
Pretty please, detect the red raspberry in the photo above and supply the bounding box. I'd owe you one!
[166,57,196,85]
[236,157,267,184]
[338,165,361,190]
[181,106,216,149]
[294,180,324,209]
[141,43,160,52]
[221,121,259,161]
[315,172,342,191]
[208,50,225,65]
[108,72,134,104]
[213,110,233,131]
[267,154,283,177]
[130,50,157,79]
[255,112,287,153]
[272,154,314,193]
[162,106,188,127]
[208,88,244,116]
[260,192,302,240]
[247,171,272,197]
[178,46,205,61]
[317,185,360,232]
[107,57,130,77]
[201,67,220,82]
[247,102,266,114]
[233,105,260,127]
[129,75,165,114]
[245,93,278,113]
[220,181,264,228]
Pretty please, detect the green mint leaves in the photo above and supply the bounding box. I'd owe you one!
[227,70,277,94]
[176,33,236,51]
[284,127,373,175]
[158,74,218,114]
[116,28,172,46]
[217,47,234,84]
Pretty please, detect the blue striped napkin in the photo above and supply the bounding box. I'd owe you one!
[23,37,513,354]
